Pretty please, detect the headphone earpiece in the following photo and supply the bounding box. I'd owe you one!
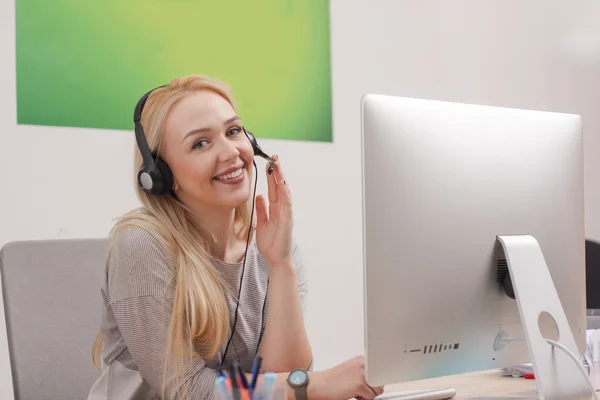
[137,155,174,195]
[133,85,175,195]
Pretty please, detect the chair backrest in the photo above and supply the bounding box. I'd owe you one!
[0,238,107,400]
[586,239,600,310]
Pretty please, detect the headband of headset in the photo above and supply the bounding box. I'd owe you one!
[133,85,166,175]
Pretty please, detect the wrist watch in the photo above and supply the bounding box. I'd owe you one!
[287,368,309,400]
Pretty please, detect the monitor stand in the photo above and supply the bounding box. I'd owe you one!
[496,234,591,400]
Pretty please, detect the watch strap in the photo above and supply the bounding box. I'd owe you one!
[293,386,307,400]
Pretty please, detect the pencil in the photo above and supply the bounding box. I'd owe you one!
[226,365,240,400]
[250,355,262,389]
[237,364,250,389]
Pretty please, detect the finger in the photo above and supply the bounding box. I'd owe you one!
[272,156,292,207]
[276,166,292,209]
[255,195,269,226]
[369,385,384,396]
[268,192,281,224]
[273,154,286,182]
[355,385,377,400]
[266,158,278,204]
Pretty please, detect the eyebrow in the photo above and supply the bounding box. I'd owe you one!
[182,116,241,142]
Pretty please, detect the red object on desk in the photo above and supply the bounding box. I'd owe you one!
[523,373,535,379]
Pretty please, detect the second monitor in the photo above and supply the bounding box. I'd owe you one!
[361,94,588,398]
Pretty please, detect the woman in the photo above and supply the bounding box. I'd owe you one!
[88,74,384,400]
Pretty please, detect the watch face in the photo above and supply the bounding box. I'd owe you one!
[288,369,308,386]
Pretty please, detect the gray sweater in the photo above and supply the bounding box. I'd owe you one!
[87,224,308,400]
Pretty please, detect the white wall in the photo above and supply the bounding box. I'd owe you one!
[1,0,600,395]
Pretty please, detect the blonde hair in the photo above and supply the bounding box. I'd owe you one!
[92,74,254,397]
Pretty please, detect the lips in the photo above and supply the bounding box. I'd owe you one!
[214,164,243,179]
[214,167,243,181]
[213,164,246,185]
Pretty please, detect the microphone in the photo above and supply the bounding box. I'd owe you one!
[255,149,275,175]
[245,129,275,175]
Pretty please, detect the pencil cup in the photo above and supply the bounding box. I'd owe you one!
[220,385,287,400]
[215,370,287,400]
[259,381,288,400]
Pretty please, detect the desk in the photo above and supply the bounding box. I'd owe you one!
[385,369,537,399]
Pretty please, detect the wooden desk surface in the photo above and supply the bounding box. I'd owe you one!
[384,369,537,399]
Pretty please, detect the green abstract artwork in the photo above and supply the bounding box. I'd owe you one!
[15,1,332,142]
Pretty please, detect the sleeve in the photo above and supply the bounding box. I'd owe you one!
[291,240,309,322]
[107,226,218,400]
[291,239,313,371]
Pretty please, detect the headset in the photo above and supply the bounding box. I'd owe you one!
[133,85,275,196]
[133,85,273,366]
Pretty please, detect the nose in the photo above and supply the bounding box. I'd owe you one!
[216,137,240,163]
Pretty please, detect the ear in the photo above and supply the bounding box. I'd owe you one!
[173,180,180,192]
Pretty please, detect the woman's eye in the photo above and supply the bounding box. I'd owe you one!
[192,139,208,150]
[227,127,242,137]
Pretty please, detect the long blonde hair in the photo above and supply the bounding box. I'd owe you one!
[92,74,254,396]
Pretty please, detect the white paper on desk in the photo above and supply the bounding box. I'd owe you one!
[586,329,594,363]
[591,329,600,390]
[584,329,600,390]
[501,363,533,377]
[594,329,600,361]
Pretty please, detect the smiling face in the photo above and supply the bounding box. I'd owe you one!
[161,90,254,213]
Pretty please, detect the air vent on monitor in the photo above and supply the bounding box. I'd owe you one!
[407,342,460,354]
[496,259,508,282]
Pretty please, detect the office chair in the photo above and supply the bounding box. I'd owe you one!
[0,238,106,400]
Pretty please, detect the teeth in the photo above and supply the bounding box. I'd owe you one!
[216,168,243,180]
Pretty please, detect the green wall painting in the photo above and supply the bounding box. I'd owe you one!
[16,1,332,142]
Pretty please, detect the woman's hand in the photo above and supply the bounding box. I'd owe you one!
[308,356,385,400]
[255,155,294,269]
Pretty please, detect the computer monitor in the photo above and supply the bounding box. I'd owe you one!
[361,94,588,398]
